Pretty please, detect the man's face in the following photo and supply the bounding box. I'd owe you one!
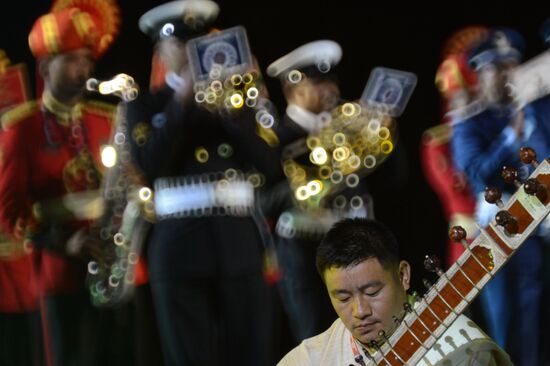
[157,36,188,74]
[43,47,94,100]
[477,60,517,105]
[314,80,340,112]
[287,78,340,114]
[324,257,410,345]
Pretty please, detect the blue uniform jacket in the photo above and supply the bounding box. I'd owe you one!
[451,96,550,196]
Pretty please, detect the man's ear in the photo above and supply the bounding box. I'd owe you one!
[398,260,411,291]
[38,57,51,80]
[283,82,299,104]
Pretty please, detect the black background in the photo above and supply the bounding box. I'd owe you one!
[1,1,548,288]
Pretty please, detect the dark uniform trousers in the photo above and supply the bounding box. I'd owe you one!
[267,114,341,343]
[126,87,282,366]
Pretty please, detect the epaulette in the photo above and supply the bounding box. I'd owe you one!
[81,100,117,122]
[422,124,451,146]
[1,101,39,130]
[256,124,279,147]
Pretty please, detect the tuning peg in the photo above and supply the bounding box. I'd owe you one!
[484,187,505,209]
[519,147,538,168]
[449,226,467,243]
[368,340,388,362]
[495,210,519,235]
[523,178,548,203]
[422,278,433,291]
[424,255,444,276]
[368,340,384,356]
[378,330,390,343]
[501,166,521,188]
[448,226,486,289]
[449,226,475,255]
[367,339,396,364]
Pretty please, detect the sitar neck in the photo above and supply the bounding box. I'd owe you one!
[367,152,550,365]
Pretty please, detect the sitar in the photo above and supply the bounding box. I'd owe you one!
[365,146,549,365]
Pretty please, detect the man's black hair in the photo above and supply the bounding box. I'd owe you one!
[316,218,400,278]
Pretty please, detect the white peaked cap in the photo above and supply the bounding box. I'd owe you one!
[139,0,220,36]
[267,40,342,78]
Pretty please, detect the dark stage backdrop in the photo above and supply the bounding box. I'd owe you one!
[1,1,548,289]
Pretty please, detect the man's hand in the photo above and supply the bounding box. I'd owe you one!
[156,36,194,105]
[66,228,102,259]
[173,66,194,105]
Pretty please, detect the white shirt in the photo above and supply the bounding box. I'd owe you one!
[286,104,325,133]
[278,315,512,366]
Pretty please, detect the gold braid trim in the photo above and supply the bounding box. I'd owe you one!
[81,100,117,122]
[1,101,39,129]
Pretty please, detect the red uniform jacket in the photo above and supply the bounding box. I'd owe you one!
[0,93,114,296]
[421,123,477,265]
[0,247,37,312]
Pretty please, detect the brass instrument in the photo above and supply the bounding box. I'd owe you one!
[85,74,153,307]
[282,101,397,211]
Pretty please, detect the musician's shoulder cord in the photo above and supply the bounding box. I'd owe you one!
[41,104,101,188]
